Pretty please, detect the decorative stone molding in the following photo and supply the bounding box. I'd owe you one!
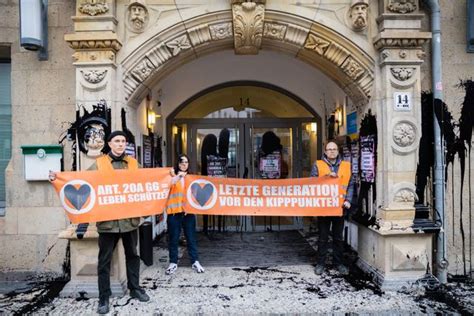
[166,34,192,57]
[390,67,415,81]
[394,189,418,203]
[399,50,407,59]
[127,1,149,33]
[146,43,173,68]
[387,0,417,14]
[131,58,155,82]
[391,243,427,271]
[188,25,212,46]
[393,121,416,147]
[304,34,330,55]
[263,23,287,41]
[78,0,109,16]
[373,37,429,50]
[232,1,266,54]
[349,0,368,31]
[67,39,122,51]
[209,22,233,41]
[341,57,365,81]
[81,69,108,84]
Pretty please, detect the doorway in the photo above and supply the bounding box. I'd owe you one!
[167,83,323,232]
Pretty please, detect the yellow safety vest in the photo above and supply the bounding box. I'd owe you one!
[316,160,351,204]
[165,178,185,215]
[96,155,139,171]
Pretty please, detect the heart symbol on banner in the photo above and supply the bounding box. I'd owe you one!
[190,183,214,207]
[64,184,91,210]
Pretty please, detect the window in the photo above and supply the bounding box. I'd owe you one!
[0,47,11,215]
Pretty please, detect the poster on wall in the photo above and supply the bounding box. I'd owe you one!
[347,111,358,136]
[126,142,136,158]
[351,139,359,179]
[360,135,375,183]
[342,144,351,162]
[142,135,153,168]
[207,155,227,178]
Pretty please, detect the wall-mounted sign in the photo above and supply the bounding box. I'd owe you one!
[393,92,412,111]
[347,111,358,135]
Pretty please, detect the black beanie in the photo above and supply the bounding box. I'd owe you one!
[107,130,127,142]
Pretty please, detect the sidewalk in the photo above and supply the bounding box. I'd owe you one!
[0,232,472,315]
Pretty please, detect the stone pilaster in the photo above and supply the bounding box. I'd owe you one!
[353,0,433,290]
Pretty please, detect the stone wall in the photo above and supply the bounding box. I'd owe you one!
[439,0,474,276]
[0,0,75,276]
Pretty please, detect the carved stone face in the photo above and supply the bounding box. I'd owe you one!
[84,123,105,156]
[130,4,147,30]
[350,4,368,31]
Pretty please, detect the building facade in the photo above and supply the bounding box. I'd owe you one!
[0,0,472,290]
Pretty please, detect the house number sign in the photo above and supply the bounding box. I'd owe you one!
[393,92,412,111]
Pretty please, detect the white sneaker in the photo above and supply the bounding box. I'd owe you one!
[192,261,205,273]
[165,263,178,275]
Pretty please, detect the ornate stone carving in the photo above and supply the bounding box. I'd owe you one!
[381,50,390,60]
[341,57,365,80]
[131,58,155,82]
[188,25,211,46]
[392,243,427,271]
[350,0,368,31]
[209,23,233,41]
[263,23,287,41]
[393,122,416,147]
[399,50,407,59]
[304,34,330,55]
[78,0,109,16]
[166,35,192,56]
[394,189,418,203]
[373,38,429,50]
[127,1,149,33]
[387,0,417,14]
[81,69,108,84]
[146,43,172,67]
[284,24,308,47]
[390,67,415,81]
[67,39,122,52]
[232,1,265,54]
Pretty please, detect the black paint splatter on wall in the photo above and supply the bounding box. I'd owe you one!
[416,81,474,276]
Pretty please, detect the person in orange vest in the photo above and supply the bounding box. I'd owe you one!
[311,140,355,276]
[165,154,204,275]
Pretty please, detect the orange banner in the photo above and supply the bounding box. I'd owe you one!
[51,168,172,224]
[183,175,343,216]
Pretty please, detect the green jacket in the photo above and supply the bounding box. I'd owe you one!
[89,155,141,233]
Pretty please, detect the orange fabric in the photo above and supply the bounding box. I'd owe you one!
[316,160,351,204]
[96,155,139,171]
[51,168,171,224]
[183,175,344,216]
[165,179,185,215]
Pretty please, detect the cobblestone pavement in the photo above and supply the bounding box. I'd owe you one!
[0,233,473,315]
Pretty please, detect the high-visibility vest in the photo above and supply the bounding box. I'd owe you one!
[316,160,351,204]
[96,155,138,171]
[166,178,185,215]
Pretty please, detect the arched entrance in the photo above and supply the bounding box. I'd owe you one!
[168,81,323,232]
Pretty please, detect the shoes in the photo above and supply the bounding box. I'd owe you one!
[97,296,109,314]
[130,289,150,302]
[192,261,205,273]
[314,264,325,275]
[166,263,178,275]
[337,264,349,275]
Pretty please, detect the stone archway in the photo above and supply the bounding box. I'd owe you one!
[120,10,375,107]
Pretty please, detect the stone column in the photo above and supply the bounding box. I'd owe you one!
[356,0,434,290]
[61,0,127,298]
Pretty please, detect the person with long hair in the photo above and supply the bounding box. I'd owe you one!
[165,154,204,275]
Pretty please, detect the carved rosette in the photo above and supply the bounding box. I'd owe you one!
[166,35,192,57]
[390,67,415,81]
[209,23,233,41]
[342,57,365,81]
[263,23,287,41]
[387,0,417,14]
[81,70,108,84]
[78,0,109,16]
[131,58,155,82]
[393,122,416,147]
[232,1,265,54]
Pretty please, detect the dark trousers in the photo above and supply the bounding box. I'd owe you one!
[316,216,345,266]
[98,230,140,299]
[167,213,199,264]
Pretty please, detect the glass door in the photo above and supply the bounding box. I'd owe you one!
[246,124,299,231]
